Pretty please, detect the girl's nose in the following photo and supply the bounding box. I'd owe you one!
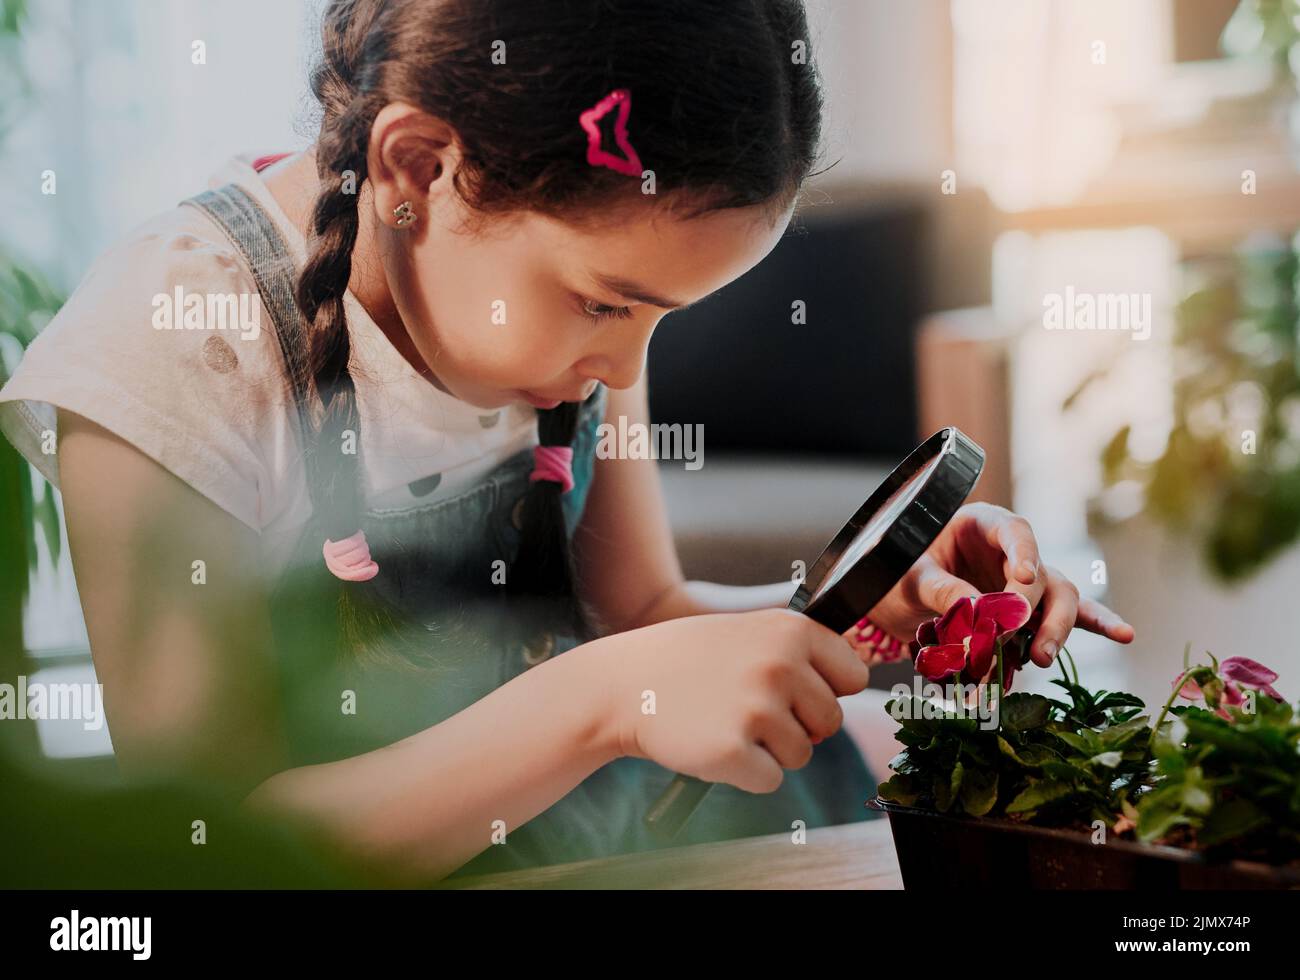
[579,317,660,391]
[590,356,646,392]
[579,346,649,392]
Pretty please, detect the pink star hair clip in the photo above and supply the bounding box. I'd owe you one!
[579,88,643,177]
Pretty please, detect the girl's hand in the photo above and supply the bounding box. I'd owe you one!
[604,608,870,792]
[855,502,1135,667]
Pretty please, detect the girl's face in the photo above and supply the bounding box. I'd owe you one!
[381,189,795,410]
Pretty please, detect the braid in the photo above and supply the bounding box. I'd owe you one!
[297,108,370,542]
[501,401,606,652]
[293,2,450,668]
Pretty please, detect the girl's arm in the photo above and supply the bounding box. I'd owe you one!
[58,409,624,882]
[573,374,801,631]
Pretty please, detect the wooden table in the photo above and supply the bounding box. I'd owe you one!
[442,818,903,890]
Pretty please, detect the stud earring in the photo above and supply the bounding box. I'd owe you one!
[393,201,417,228]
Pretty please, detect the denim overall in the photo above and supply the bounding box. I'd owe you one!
[181,183,878,881]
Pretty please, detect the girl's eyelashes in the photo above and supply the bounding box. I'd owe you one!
[579,296,635,322]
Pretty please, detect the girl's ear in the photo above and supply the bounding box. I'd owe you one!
[367,101,464,227]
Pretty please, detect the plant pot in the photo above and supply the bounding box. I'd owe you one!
[867,798,1300,890]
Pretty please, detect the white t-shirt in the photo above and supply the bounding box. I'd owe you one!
[0,152,541,576]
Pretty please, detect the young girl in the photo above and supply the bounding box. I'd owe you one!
[0,0,1133,883]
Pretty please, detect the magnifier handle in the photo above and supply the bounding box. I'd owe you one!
[644,773,712,842]
[644,592,811,843]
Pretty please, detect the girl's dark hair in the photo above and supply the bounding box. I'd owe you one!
[294,0,828,666]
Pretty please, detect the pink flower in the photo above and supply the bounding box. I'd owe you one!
[1221,657,1284,700]
[1173,656,1284,720]
[913,592,1034,688]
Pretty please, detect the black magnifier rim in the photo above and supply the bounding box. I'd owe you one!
[788,426,985,636]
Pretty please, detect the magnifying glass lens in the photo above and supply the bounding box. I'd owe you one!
[809,454,942,604]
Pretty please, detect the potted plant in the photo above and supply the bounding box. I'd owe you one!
[868,593,1300,889]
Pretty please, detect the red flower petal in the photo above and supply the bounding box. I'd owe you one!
[974,591,1033,637]
[1001,639,1025,691]
[967,619,997,682]
[916,618,939,648]
[1173,676,1204,701]
[1220,657,1279,688]
[936,596,976,644]
[915,643,968,682]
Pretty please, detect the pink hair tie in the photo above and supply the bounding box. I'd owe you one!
[323,529,380,582]
[579,88,643,177]
[530,445,575,493]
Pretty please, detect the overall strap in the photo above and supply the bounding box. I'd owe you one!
[179,184,315,449]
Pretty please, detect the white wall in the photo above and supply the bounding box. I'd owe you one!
[807,0,955,185]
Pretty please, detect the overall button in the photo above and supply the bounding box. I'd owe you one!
[521,631,555,666]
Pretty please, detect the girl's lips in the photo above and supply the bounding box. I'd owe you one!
[517,389,563,409]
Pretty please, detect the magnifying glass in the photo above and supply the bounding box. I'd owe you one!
[642,426,986,841]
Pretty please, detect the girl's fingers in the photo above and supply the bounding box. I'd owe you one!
[790,664,848,744]
[756,702,819,770]
[995,513,1042,586]
[965,503,1041,585]
[1026,566,1079,667]
[915,561,981,618]
[1074,596,1136,644]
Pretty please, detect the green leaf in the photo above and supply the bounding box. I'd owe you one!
[997,735,1028,766]
[1136,803,1192,843]
[1017,743,1060,765]
[959,768,999,817]
[1042,759,1087,782]
[1179,782,1213,814]
[934,768,958,813]
[1001,693,1052,732]
[997,735,1058,769]
[1090,751,1123,768]
[1182,713,1269,760]
[1055,730,1099,755]
[1098,715,1152,747]
[1006,779,1073,815]
[1198,798,1268,847]
[877,773,923,807]
[1096,691,1146,711]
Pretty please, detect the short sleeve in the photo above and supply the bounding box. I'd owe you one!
[0,206,301,533]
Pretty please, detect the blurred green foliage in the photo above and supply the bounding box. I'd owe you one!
[0,0,62,648]
[1222,0,1300,71]
[1089,241,1300,582]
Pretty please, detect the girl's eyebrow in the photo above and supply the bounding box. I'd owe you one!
[590,271,712,311]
